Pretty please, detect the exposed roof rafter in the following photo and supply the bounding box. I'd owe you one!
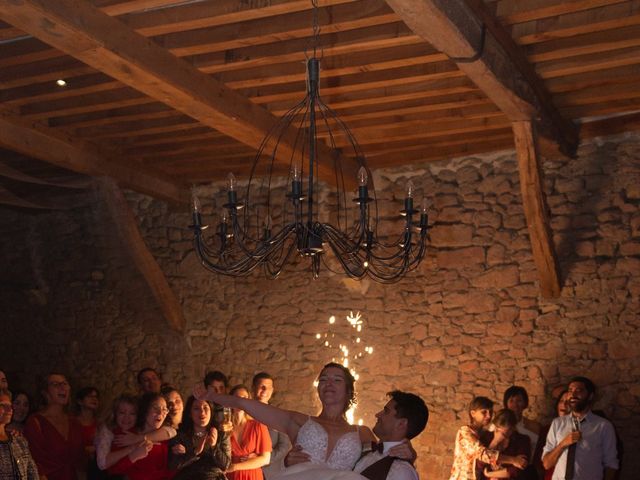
[384,0,579,157]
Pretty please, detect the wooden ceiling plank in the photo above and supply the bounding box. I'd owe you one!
[0,110,187,204]
[49,103,177,129]
[120,0,359,36]
[20,88,149,119]
[75,115,199,139]
[561,97,640,120]
[1,74,117,106]
[384,0,578,157]
[158,1,398,57]
[0,56,94,90]
[516,11,640,47]
[546,65,640,94]
[97,177,185,332]
[512,120,561,298]
[496,0,627,24]
[326,115,511,146]
[195,23,419,74]
[132,142,255,161]
[0,0,358,187]
[527,24,640,63]
[220,46,448,90]
[580,111,640,138]
[0,37,60,68]
[554,80,640,107]
[127,128,220,147]
[537,45,640,79]
[250,64,466,105]
[96,0,185,16]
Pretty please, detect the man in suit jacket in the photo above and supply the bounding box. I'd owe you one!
[353,390,428,480]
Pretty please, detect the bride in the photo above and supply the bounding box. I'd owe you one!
[195,362,410,480]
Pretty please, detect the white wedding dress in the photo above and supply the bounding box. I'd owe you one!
[272,417,367,480]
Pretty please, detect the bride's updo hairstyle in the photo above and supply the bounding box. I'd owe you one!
[319,362,357,414]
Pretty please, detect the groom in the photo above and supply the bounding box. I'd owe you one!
[287,390,429,480]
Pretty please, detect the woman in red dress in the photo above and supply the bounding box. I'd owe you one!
[24,372,85,480]
[75,386,100,477]
[226,385,271,480]
[108,392,175,480]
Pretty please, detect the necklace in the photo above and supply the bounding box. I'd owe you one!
[194,431,206,438]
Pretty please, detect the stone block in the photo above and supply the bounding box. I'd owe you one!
[620,241,640,256]
[436,247,485,269]
[429,224,474,247]
[443,291,497,313]
[470,265,520,289]
[615,257,640,274]
[419,347,445,362]
[438,207,474,223]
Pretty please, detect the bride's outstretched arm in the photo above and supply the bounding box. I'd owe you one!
[194,385,307,441]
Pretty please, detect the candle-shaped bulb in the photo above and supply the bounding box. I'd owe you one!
[406,180,415,198]
[357,166,368,187]
[292,164,301,182]
[226,172,236,191]
[421,196,428,213]
[192,193,201,213]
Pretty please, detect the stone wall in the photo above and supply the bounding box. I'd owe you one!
[1,132,639,479]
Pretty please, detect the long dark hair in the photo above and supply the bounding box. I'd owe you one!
[136,392,164,430]
[179,395,216,434]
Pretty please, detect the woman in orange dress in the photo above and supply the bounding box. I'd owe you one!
[226,385,271,480]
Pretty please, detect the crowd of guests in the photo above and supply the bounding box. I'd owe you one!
[0,368,285,480]
[448,376,622,480]
[0,367,622,480]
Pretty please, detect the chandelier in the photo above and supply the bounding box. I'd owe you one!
[190,1,429,283]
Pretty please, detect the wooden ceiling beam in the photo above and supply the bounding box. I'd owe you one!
[98,177,186,332]
[0,185,88,210]
[0,110,187,204]
[384,0,579,157]
[0,160,90,189]
[512,120,561,298]
[0,0,358,188]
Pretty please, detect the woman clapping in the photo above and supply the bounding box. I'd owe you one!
[169,396,231,480]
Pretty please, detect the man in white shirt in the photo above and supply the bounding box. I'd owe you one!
[352,390,428,480]
[542,376,618,480]
[253,372,292,479]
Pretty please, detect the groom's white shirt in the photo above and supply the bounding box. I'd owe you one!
[353,441,419,480]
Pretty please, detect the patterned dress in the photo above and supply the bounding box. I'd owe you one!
[449,426,500,480]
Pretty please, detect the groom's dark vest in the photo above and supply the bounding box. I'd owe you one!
[360,455,410,480]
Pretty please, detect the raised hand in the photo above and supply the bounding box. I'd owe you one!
[172,443,186,455]
[388,440,416,463]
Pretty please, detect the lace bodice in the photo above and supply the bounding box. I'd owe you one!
[295,418,362,470]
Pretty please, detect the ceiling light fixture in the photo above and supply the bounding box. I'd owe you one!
[56,79,67,87]
[190,0,429,283]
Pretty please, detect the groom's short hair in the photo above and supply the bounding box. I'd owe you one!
[388,390,428,439]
